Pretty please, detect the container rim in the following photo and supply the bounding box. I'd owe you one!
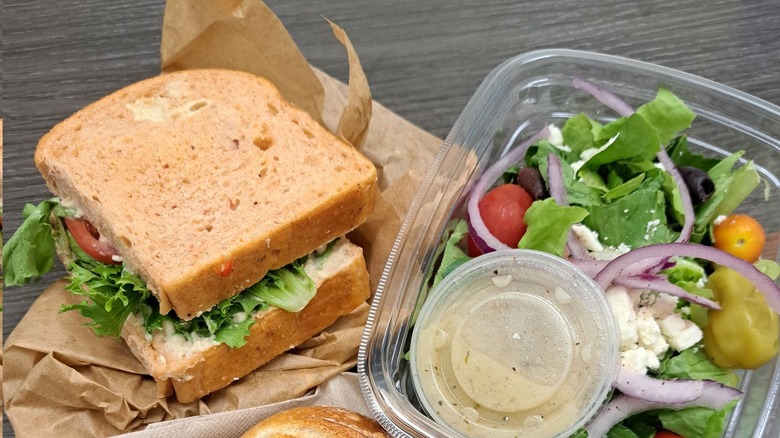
[489,49,780,117]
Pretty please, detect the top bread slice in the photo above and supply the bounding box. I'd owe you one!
[35,69,377,319]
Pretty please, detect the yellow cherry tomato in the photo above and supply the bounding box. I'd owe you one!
[712,214,766,263]
[703,267,779,369]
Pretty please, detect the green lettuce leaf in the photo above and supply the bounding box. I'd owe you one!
[579,168,610,193]
[587,114,661,166]
[755,259,780,280]
[518,199,589,257]
[562,113,597,156]
[604,174,646,202]
[620,415,658,438]
[167,260,315,348]
[680,281,714,328]
[525,141,603,207]
[661,259,716,327]
[582,175,678,248]
[60,246,315,348]
[595,117,626,144]
[61,260,150,337]
[708,160,760,220]
[234,286,268,316]
[214,317,257,348]
[658,401,737,438]
[3,198,60,286]
[433,220,471,288]
[656,347,739,387]
[691,152,760,242]
[666,136,721,171]
[413,220,471,327]
[607,169,624,189]
[606,424,641,438]
[251,261,316,313]
[635,87,696,146]
[662,258,706,284]
[503,165,519,184]
[661,170,686,228]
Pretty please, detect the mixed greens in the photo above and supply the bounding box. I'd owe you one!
[516,89,756,253]
[3,199,320,348]
[428,84,780,438]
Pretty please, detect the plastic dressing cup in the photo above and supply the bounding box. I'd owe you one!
[410,250,619,438]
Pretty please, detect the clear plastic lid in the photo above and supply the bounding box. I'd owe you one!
[410,250,619,437]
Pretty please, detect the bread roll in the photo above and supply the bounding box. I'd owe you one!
[241,406,390,438]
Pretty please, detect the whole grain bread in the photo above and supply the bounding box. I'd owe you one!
[241,406,390,438]
[35,69,377,319]
[121,238,370,403]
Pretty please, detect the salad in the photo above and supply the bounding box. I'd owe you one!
[426,80,780,438]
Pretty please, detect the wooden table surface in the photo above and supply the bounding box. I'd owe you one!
[3,0,780,436]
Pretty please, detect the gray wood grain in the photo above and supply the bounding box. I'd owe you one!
[3,0,780,436]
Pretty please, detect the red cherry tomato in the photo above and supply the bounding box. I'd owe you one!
[467,184,533,257]
[712,214,766,263]
[654,430,683,438]
[467,233,483,258]
[64,217,122,265]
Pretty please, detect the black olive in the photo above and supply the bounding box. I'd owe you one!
[678,166,715,205]
[515,166,549,200]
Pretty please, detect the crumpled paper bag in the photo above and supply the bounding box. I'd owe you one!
[3,1,441,436]
[121,373,371,438]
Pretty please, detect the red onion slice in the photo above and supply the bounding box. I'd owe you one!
[614,275,720,310]
[586,382,742,438]
[615,368,703,404]
[466,213,492,255]
[594,243,780,314]
[571,258,608,277]
[572,77,633,117]
[696,380,744,408]
[571,256,719,308]
[548,152,567,204]
[547,153,590,260]
[657,148,695,243]
[571,254,670,278]
[466,126,550,253]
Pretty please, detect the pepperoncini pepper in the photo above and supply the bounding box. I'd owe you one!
[703,266,779,369]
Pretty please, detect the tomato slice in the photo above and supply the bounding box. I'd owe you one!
[467,184,533,257]
[219,259,234,277]
[64,217,122,265]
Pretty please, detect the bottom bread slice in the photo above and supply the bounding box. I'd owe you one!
[121,238,369,403]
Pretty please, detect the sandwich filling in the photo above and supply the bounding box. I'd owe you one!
[129,237,359,360]
[4,198,339,348]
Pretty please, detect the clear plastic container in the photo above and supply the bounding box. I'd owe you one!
[358,49,780,438]
[410,250,619,437]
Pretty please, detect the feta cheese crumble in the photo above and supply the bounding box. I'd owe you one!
[607,286,703,375]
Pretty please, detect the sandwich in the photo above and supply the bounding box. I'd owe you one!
[240,405,390,437]
[3,69,377,403]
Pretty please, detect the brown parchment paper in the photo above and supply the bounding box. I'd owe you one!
[3,1,441,437]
